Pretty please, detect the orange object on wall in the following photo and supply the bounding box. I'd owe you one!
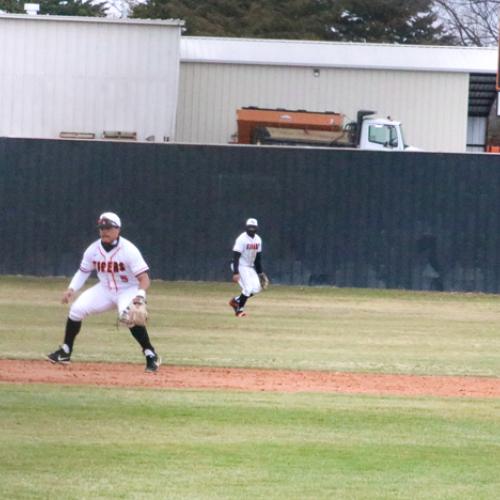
[237,107,344,144]
[486,145,500,153]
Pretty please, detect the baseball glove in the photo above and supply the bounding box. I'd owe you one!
[258,272,270,290]
[120,296,148,327]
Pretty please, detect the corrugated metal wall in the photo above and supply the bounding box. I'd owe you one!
[0,16,181,142]
[1,137,499,292]
[176,63,469,152]
[467,116,487,152]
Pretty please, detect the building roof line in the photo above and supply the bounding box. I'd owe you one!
[0,13,184,27]
[184,35,498,51]
[181,36,497,74]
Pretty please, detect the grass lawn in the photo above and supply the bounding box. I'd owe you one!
[0,276,499,376]
[0,384,499,500]
[1,276,499,499]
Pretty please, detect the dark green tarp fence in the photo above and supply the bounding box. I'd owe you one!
[1,137,499,292]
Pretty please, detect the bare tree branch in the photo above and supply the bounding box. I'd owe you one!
[434,0,500,46]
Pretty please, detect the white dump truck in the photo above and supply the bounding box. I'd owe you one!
[236,107,418,151]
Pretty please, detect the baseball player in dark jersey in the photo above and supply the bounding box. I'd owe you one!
[47,212,161,372]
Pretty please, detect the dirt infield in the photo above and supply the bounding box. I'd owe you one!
[1,359,499,398]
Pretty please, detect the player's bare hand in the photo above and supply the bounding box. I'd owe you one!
[232,274,240,283]
[61,288,75,304]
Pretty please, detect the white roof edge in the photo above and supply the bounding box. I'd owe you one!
[181,36,498,74]
[183,35,498,51]
[181,58,496,74]
[0,13,184,27]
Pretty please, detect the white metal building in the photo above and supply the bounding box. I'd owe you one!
[177,37,498,152]
[0,14,497,153]
[0,14,183,142]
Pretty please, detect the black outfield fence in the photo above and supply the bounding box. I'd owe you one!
[1,137,500,292]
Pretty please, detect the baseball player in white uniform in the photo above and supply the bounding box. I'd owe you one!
[229,218,264,317]
[47,212,161,372]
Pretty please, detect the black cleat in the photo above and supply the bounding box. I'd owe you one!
[145,353,161,373]
[47,347,71,365]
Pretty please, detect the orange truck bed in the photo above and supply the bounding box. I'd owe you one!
[237,107,344,144]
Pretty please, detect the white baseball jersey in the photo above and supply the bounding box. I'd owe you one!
[233,232,262,268]
[79,237,149,291]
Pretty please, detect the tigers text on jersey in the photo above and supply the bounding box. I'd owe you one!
[79,237,149,291]
[233,232,262,267]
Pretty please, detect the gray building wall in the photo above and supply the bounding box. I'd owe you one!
[0,14,183,142]
[467,116,487,152]
[176,62,469,152]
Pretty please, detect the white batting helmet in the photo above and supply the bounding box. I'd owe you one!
[97,212,121,229]
[246,218,258,227]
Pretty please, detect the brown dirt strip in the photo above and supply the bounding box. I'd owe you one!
[1,359,499,398]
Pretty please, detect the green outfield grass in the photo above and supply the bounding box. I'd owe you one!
[0,276,499,376]
[1,384,499,500]
[1,276,499,499]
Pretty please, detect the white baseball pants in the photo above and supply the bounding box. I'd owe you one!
[69,283,140,322]
[238,266,262,296]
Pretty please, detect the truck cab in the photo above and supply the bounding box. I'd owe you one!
[359,116,406,151]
